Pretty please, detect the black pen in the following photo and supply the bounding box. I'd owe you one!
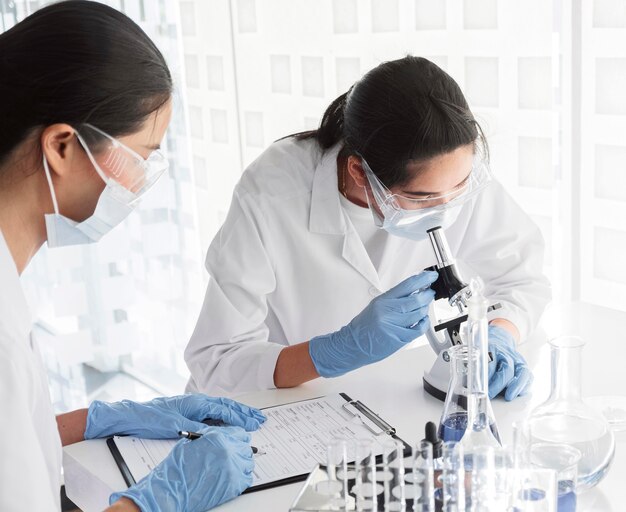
[178,430,265,454]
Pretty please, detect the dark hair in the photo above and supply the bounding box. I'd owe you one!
[0,0,172,166]
[297,56,486,188]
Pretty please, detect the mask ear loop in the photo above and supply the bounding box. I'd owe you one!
[42,155,61,215]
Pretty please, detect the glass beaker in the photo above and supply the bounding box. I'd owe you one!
[510,467,558,512]
[527,336,615,491]
[529,443,580,512]
[438,345,500,444]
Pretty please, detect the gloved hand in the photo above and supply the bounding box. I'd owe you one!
[84,394,265,440]
[309,271,438,377]
[110,426,254,512]
[488,324,533,401]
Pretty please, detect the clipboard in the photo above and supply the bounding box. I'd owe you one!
[107,392,410,494]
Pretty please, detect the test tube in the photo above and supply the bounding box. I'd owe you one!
[469,446,497,512]
[354,439,379,511]
[382,439,406,511]
[316,437,347,504]
[441,441,465,511]
[512,420,531,469]
[340,439,357,481]
[408,440,435,512]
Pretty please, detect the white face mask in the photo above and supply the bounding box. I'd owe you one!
[43,124,168,248]
[360,146,492,242]
[373,204,463,241]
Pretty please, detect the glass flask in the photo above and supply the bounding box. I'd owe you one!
[527,336,615,491]
[460,293,501,453]
[437,344,501,444]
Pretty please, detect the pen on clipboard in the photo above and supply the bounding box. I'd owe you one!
[178,430,266,455]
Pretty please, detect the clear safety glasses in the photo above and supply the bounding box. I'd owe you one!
[361,146,492,217]
[74,124,169,200]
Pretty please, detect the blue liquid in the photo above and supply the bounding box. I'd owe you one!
[519,488,546,501]
[514,481,576,512]
[438,412,500,443]
[438,413,467,441]
[558,480,576,512]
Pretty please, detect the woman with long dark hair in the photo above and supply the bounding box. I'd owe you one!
[0,2,261,511]
[185,56,550,402]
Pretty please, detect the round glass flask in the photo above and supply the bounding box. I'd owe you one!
[527,336,615,491]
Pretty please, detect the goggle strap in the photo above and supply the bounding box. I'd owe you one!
[74,130,110,185]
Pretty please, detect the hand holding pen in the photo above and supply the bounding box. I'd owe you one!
[179,430,266,455]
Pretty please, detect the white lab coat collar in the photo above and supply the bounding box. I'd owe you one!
[308,143,381,289]
[0,230,31,344]
[308,143,347,235]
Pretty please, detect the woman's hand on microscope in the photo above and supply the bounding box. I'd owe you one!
[487,324,533,401]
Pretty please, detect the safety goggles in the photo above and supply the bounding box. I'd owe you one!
[74,124,169,201]
[361,146,492,222]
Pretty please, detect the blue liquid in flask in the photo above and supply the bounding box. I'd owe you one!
[438,412,500,443]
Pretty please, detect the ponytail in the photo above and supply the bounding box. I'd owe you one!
[293,90,351,149]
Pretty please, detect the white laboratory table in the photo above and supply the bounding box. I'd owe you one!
[64,313,625,512]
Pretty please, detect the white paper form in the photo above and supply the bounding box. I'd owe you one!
[113,437,176,481]
[251,393,387,486]
[112,394,390,488]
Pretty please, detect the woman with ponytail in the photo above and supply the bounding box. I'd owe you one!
[0,2,262,511]
[185,56,550,404]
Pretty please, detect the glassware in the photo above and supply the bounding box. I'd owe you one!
[510,467,558,512]
[469,446,497,511]
[529,443,580,512]
[316,437,348,505]
[353,439,379,511]
[585,395,626,432]
[440,441,466,511]
[460,293,502,453]
[437,345,500,443]
[407,440,435,511]
[527,336,615,491]
[381,439,406,511]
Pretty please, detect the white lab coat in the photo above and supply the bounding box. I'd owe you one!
[0,231,62,511]
[185,138,551,395]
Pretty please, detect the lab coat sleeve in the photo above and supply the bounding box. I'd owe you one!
[457,182,552,342]
[185,189,284,395]
[0,342,59,512]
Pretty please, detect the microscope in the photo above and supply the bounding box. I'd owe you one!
[422,226,501,401]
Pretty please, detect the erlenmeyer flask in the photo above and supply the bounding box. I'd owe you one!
[460,293,501,452]
[527,336,615,491]
[437,344,500,444]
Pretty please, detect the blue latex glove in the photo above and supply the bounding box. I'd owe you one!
[309,271,438,377]
[84,394,265,440]
[488,324,533,401]
[110,426,253,512]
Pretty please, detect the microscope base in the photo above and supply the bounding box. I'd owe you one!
[423,350,452,402]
